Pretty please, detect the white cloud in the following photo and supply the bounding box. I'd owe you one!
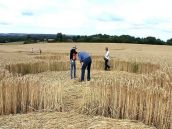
[0,0,172,40]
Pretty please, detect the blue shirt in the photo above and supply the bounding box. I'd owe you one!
[78,51,90,62]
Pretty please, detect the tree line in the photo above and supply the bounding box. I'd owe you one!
[0,33,172,45]
[0,34,56,44]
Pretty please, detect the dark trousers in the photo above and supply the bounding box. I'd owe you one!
[105,59,110,70]
[81,57,92,81]
[70,60,76,79]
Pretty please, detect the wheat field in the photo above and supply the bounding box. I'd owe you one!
[0,42,172,129]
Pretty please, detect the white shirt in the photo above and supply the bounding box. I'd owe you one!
[105,51,110,60]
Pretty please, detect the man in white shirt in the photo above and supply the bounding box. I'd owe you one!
[104,47,110,70]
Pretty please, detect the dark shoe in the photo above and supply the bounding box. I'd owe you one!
[79,79,84,82]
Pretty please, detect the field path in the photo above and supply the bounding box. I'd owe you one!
[62,70,106,112]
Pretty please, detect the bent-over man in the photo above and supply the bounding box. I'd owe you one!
[78,51,92,82]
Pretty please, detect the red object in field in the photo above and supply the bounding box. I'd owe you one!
[73,53,77,60]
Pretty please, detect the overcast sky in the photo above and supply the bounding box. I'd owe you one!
[0,0,172,41]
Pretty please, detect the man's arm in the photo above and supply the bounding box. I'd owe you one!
[78,53,83,67]
[70,49,72,60]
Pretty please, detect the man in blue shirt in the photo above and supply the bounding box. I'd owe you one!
[78,51,92,81]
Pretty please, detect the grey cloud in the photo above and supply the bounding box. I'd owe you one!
[130,22,162,30]
[0,22,11,25]
[130,17,171,30]
[145,18,170,25]
[22,11,34,16]
[110,16,124,21]
[131,24,148,30]
[97,13,124,22]
[0,3,6,8]
[158,29,172,33]
[0,3,9,10]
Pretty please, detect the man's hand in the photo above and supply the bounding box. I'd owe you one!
[80,62,83,68]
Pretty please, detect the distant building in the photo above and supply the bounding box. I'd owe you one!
[47,39,55,43]
[67,39,73,42]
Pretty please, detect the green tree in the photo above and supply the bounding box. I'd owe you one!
[167,38,172,45]
[56,33,63,42]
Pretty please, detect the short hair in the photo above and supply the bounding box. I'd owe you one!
[73,45,77,49]
[105,47,108,51]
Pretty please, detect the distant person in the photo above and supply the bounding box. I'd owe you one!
[39,48,42,55]
[31,48,34,53]
[104,47,110,70]
[70,46,77,79]
[78,51,92,81]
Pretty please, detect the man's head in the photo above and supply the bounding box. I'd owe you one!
[105,47,108,51]
[73,45,77,50]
